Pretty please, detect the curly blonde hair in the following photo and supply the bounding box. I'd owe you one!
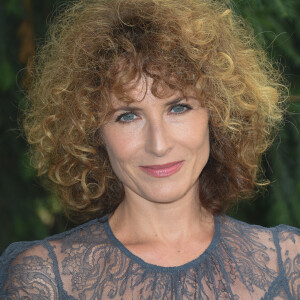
[24,0,285,222]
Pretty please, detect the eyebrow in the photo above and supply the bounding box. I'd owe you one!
[112,97,187,113]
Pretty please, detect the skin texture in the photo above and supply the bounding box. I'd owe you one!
[102,77,214,266]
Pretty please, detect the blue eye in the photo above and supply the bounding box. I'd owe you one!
[170,104,192,114]
[116,112,138,123]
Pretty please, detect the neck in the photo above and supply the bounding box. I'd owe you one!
[108,188,214,246]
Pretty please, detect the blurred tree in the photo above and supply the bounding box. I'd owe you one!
[0,0,299,253]
[0,0,73,253]
[227,0,300,227]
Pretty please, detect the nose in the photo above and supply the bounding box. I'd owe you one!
[145,119,173,157]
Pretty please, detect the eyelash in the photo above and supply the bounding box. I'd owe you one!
[115,104,193,123]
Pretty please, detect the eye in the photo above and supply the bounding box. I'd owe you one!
[116,112,138,123]
[170,104,192,114]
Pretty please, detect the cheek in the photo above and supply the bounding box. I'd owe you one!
[175,116,210,151]
[189,129,210,169]
[102,127,140,166]
[197,128,210,164]
[187,127,209,149]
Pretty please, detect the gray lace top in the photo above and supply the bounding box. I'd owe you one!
[1,214,299,299]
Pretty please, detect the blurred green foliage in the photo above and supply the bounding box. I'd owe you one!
[1,0,300,253]
[0,0,73,253]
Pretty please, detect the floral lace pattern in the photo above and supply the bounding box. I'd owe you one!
[1,244,59,299]
[1,215,299,299]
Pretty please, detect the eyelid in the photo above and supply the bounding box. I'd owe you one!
[171,103,192,108]
[113,97,188,113]
[169,103,193,111]
[168,98,196,109]
[114,99,194,122]
[115,111,139,122]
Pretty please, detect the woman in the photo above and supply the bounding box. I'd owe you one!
[0,0,299,298]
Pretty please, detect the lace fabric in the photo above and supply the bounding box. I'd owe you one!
[1,215,299,299]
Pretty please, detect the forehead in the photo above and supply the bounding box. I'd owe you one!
[110,75,196,107]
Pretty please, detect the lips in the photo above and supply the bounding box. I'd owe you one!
[139,161,184,177]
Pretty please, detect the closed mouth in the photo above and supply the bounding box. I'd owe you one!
[139,161,184,177]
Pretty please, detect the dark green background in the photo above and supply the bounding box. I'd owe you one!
[1,0,300,253]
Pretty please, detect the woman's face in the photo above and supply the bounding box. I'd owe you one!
[102,77,210,205]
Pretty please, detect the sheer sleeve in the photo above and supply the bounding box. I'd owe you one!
[0,241,60,300]
[276,224,300,299]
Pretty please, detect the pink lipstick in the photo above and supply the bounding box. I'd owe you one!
[140,161,184,177]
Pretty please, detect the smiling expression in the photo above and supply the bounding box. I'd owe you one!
[102,77,210,205]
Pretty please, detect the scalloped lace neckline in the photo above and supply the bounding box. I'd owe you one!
[101,214,220,272]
